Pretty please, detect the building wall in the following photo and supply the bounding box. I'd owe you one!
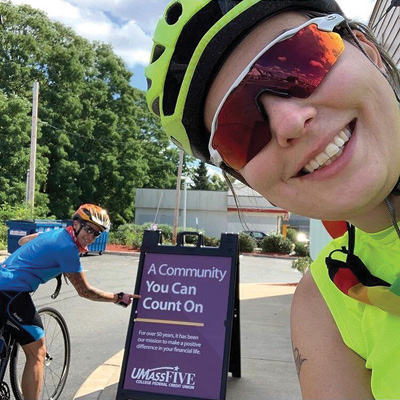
[227,211,282,235]
[135,188,228,238]
[135,187,310,238]
[369,0,400,66]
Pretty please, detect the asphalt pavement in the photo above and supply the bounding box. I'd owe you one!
[73,252,303,400]
[0,249,303,400]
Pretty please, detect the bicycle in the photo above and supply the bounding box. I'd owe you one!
[0,307,71,400]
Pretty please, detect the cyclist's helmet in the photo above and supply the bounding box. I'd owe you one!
[72,204,111,231]
[145,0,345,169]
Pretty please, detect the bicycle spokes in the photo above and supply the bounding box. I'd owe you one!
[0,381,10,400]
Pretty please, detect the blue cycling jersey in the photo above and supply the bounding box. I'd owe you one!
[0,228,82,292]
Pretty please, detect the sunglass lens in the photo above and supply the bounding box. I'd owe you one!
[212,24,344,169]
[212,87,271,170]
[83,224,101,237]
[253,24,344,97]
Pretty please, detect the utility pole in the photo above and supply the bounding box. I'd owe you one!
[27,81,39,217]
[183,177,187,231]
[172,149,184,244]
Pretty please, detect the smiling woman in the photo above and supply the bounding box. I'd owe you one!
[145,0,400,398]
[0,203,138,400]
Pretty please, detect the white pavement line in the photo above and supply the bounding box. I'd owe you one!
[73,350,124,400]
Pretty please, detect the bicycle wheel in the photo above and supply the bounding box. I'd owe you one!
[9,307,71,400]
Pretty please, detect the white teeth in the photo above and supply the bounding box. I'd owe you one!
[303,164,313,173]
[315,152,330,165]
[310,159,319,170]
[339,131,349,142]
[325,143,340,158]
[334,136,345,147]
[302,127,353,174]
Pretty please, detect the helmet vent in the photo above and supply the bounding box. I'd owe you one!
[165,2,183,25]
[151,97,161,116]
[151,44,165,63]
[146,77,152,90]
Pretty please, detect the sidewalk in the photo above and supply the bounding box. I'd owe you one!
[73,282,302,400]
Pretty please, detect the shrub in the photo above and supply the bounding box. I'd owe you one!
[107,231,119,245]
[292,256,312,275]
[286,227,298,243]
[111,224,134,245]
[239,232,257,253]
[0,225,7,250]
[203,235,220,247]
[177,227,199,244]
[155,224,174,242]
[109,223,145,245]
[125,231,144,250]
[261,233,294,254]
[294,241,309,257]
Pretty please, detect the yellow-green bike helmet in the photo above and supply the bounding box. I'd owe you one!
[146,0,344,166]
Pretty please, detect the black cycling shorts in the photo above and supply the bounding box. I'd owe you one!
[0,291,45,346]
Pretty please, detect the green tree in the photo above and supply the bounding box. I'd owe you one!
[0,91,49,213]
[191,161,213,190]
[210,174,228,191]
[135,93,179,190]
[0,2,181,224]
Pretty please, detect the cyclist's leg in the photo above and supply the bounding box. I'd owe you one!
[21,337,46,400]
[1,291,45,399]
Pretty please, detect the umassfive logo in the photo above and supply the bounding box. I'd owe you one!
[131,366,196,390]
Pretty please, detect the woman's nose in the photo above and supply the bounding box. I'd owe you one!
[259,94,317,148]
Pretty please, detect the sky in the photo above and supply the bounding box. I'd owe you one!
[9,0,377,91]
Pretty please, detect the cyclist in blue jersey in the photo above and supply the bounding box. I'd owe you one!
[0,204,138,400]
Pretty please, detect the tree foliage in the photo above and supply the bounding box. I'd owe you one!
[191,161,213,190]
[210,173,228,191]
[0,2,181,225]
[189,161,228,191]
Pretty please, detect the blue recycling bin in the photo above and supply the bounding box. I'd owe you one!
[60,219,74,228]
[87,231,109,255]
[6,219,63,253]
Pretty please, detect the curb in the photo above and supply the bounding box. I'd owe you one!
[240,252,298,259]
[73,351,123,400]
[103,250,297,260]
[104,250,140,257]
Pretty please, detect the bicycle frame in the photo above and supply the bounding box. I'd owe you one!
[0,328,14,399]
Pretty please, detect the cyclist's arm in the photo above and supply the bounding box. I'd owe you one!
[18,232,39,246]
[65,271,136,304]
[291,272,373,399]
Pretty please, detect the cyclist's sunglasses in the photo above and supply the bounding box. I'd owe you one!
[208,14,346,170]
[81,223,102,237]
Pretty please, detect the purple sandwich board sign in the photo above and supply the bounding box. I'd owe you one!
[116,231,241,400]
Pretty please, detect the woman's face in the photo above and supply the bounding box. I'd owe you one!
[204,12,400,223]
[73,220,101,247]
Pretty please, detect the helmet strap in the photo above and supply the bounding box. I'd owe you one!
[391,177,400,196]
[73,220,84,237]
[385,195,400,240]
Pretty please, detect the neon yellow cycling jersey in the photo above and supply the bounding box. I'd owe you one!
[311,225,400,399]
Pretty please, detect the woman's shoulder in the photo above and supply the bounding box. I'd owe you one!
[43,228,76,250]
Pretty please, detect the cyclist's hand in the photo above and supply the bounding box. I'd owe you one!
[114,292,139,307]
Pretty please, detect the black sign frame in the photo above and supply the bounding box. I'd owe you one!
[116,230,241,400]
